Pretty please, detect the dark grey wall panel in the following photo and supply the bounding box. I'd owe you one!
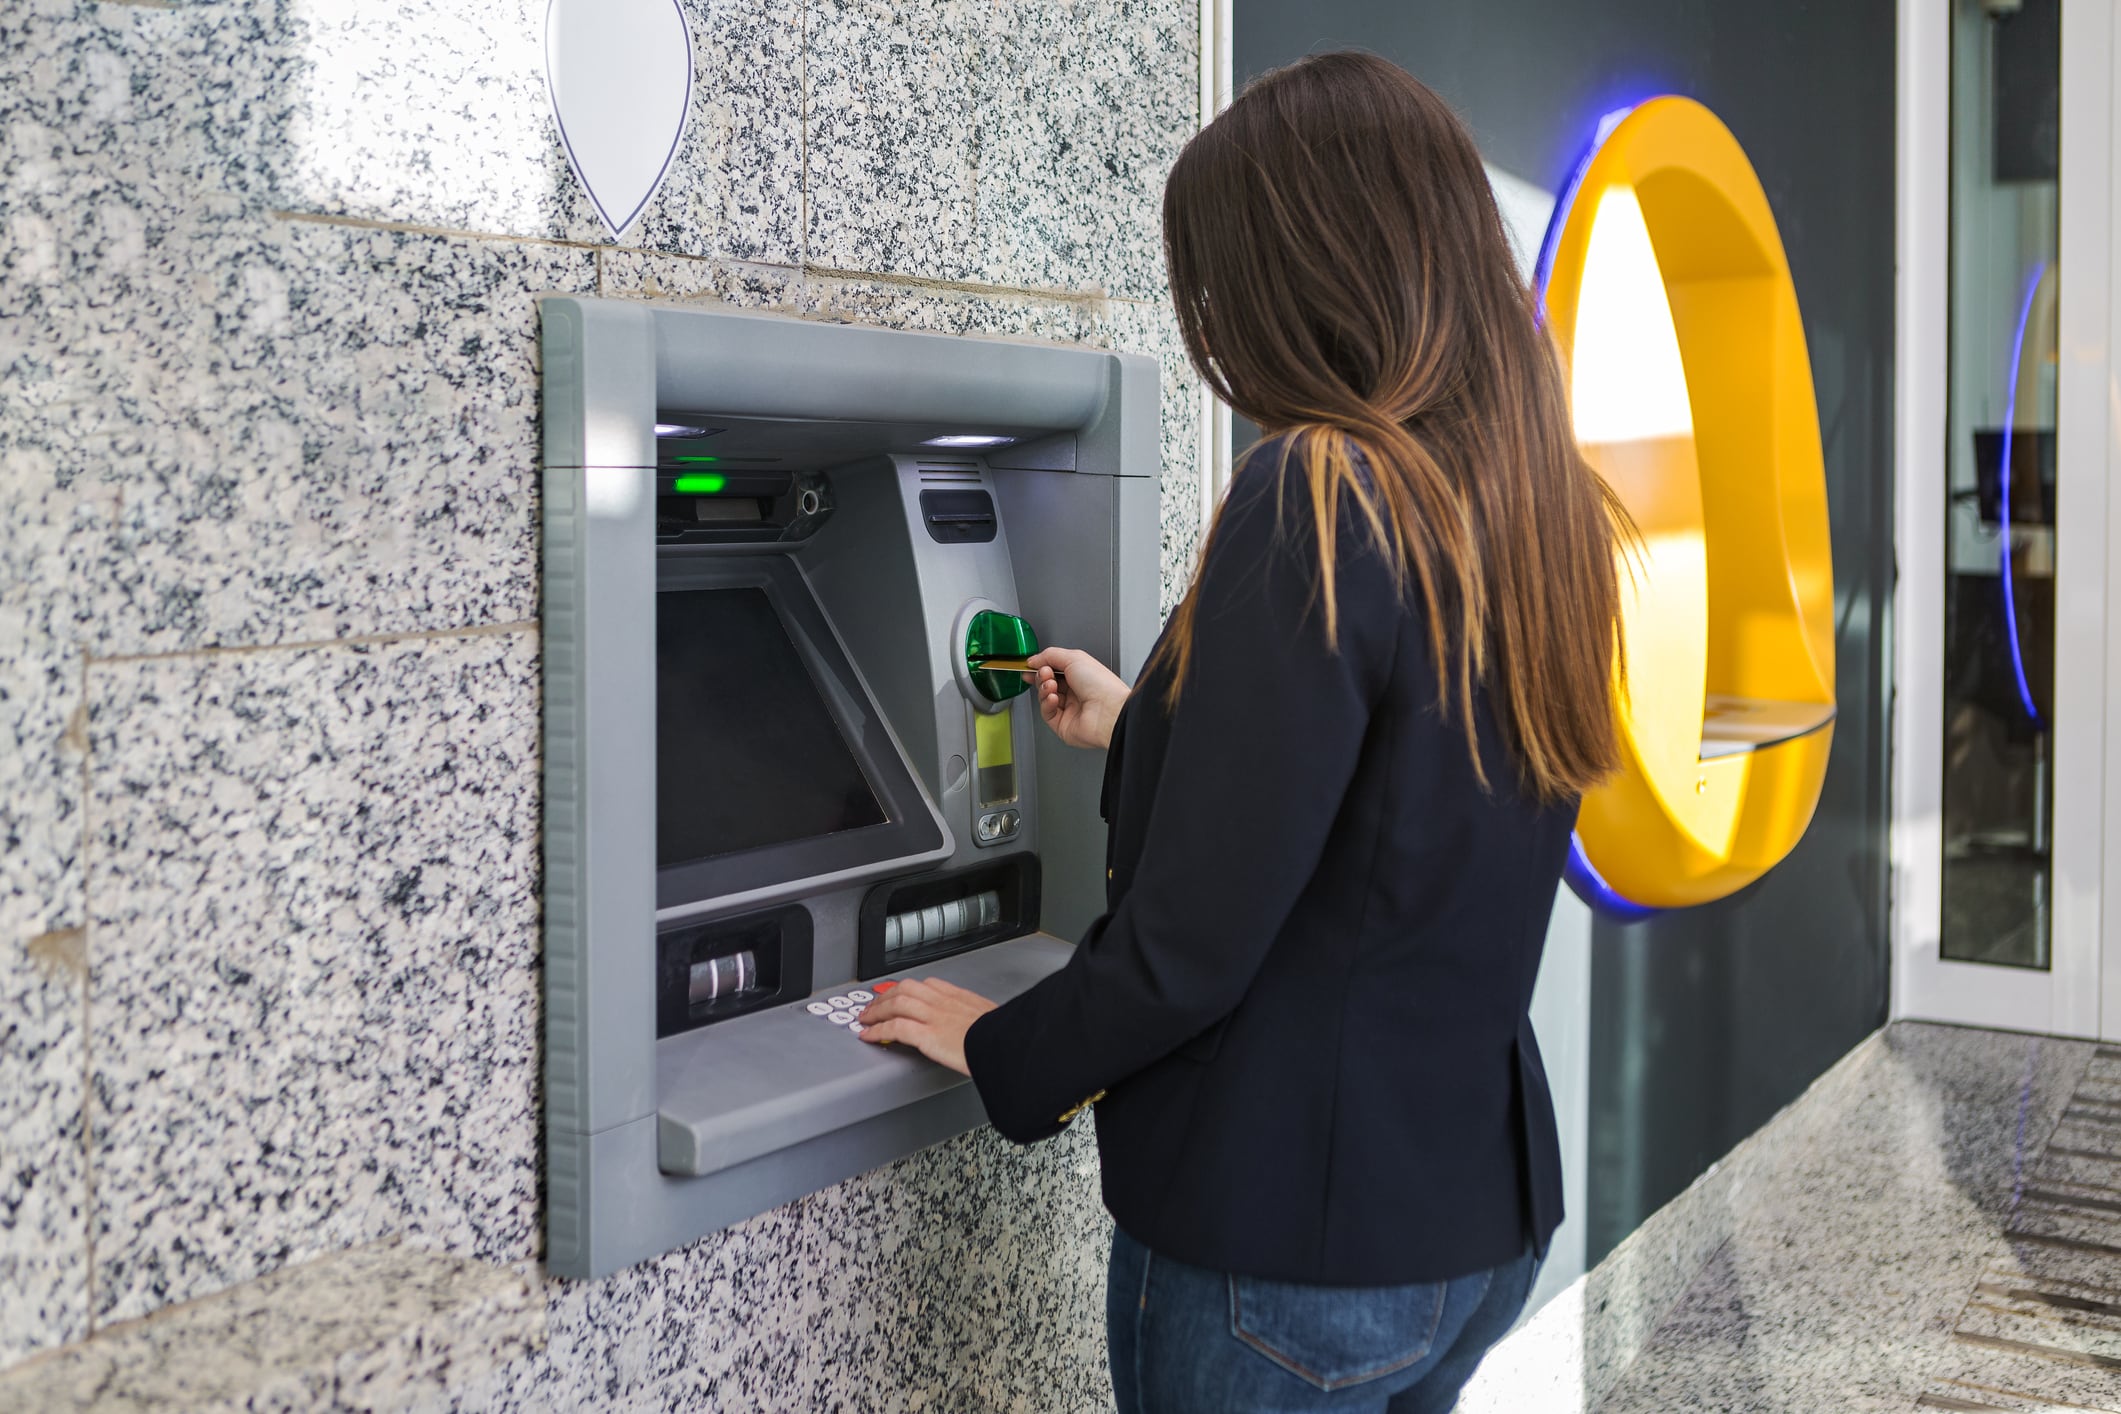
[1234,0,1896,1262]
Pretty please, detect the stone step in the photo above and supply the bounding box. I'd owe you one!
[0,1238,541,1413]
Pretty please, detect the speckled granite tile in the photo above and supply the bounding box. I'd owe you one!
[594,250,803,309]
[806,0,1193,301]
[1924,1327,2121,1412]
[630,0,807,261]
[1983,1281,2121,1395]
[18,212,597,658]
[1,7,111,1366]
[843,1122,1111,1411]
[1473,1038,1890,1411]
[799,273,1106,344]
[1596,1226,2036,1414]
[299,0,801,258]
[1954,1284,2121,1362]
[7,1,600,656]
[0,1238,542,1412]
[1468,1025,2095,1413]
[2071,1057,2121,1091]
[0,483,99,945]
[231,0,586,238]
[6,148,593,658]
[2009,1195,2121,1253]
[0,478,100,1372]
[1589,1024,2096,1414]
[803,0,984,286]
[2004,1231,2121,1295]
[1557,1179,1739,1412]
[2028,1147,2121,1193]
[85,629,543,1324]
[1547,1124,1749,1401]
[20,0,802,260]
[0,924,89,1369]
[965,0,1194,301]
[3,0,124,939]
[445,1122,1110,1413]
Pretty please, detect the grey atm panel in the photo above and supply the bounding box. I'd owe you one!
[541,298,1160,1278]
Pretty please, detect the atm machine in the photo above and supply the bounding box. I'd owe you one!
[540,299,1160,1278]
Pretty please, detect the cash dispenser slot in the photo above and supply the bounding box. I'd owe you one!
[857,856,1040,979]
[655,905,814,1037]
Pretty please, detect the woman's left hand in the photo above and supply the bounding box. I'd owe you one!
[856,978,997,1075]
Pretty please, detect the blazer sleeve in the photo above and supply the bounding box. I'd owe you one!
[963,458,1402,1143]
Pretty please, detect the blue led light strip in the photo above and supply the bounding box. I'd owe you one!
[1998,264,2047,728]
[1562,834,1660,924]
[1531,106,1635,311]
[1533,102,1666,922]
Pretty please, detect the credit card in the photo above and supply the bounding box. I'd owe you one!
[969,656,1060,675]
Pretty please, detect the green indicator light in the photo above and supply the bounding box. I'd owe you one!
[672,473,727,494]
[673,454,720,463]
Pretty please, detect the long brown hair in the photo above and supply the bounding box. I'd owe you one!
[1156,50,1627,803]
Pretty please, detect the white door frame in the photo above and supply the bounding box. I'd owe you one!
[2093,1,2121,1033]
[1892,0,2119,1039]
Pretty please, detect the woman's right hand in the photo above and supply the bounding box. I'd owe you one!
[1027,647,1130,751]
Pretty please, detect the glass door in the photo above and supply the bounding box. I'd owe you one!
[1895,0,2117,1037]
[1940,0,2059,974]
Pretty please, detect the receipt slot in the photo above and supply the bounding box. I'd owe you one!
[540,299,1159,1278]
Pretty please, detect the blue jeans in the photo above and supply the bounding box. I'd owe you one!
[1106,1228,1540,1414]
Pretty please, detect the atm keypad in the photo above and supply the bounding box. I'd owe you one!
[810,994,872,1034]
[805,978,896,1034]
[801,978,898,1035]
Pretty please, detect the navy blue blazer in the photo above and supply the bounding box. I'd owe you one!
[963,446,1572,1286]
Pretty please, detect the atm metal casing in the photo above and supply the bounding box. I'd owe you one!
[540,299,1159,1278]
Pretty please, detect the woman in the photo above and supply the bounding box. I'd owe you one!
[860,50,1625,1413]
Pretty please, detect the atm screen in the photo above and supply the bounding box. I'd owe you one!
[657,587,888,868]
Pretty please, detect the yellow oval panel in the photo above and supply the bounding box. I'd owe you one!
[1542,98,1834,912]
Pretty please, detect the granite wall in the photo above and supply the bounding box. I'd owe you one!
[0,0,1202,1405]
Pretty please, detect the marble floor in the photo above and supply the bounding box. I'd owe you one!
[1468,1021,2121,1413]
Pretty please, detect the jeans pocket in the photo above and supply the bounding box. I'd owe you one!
[1227,1273,1457,1392]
